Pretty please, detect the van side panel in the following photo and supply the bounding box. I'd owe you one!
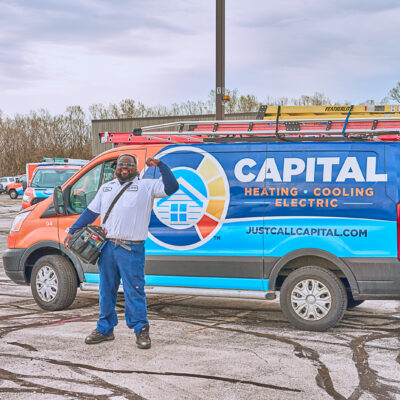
[257,143,396,259]
[143,144,267,290]
[258,142,398,295]
[138,142,399,297]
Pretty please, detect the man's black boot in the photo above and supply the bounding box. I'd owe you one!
[85,329,115,345]
[136,325,151,349]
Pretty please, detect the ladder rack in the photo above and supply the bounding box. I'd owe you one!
[99,104,400,145]
[99,118,400,145]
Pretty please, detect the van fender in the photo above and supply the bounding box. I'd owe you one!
[59,245,86,283]
[268,248,359,295]
[20,241,85,283]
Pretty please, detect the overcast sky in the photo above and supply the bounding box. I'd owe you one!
[1,0,399,116]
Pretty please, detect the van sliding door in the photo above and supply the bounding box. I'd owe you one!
[144,144,267,291]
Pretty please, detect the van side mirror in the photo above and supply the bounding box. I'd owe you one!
[53,186,66,215]
[22,180,27,191]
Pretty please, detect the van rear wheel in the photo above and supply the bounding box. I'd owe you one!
[280,266,347,331]
[31,255,77,311]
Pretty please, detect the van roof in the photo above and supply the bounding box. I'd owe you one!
[34,165,81,170]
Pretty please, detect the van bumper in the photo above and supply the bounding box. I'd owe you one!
[2,248,28,284]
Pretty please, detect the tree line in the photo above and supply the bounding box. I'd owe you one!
[1,85,399,176]
[0,106,92,176]
[88,90,337,119]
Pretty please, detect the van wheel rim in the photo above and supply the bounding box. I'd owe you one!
[290,279,331,321]
[36,266,58,302]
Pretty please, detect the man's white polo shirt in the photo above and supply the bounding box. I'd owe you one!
[88,177,166,241]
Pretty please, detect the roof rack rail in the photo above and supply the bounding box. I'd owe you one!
[99,105,400,145]
[99,118,400,145]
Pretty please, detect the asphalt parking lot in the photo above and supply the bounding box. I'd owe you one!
[0,194,399,400]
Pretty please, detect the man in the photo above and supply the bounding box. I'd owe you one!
[65,154,179,349]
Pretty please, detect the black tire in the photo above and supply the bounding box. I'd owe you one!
[346,291,365,309]
[280,266,347,331]
[9,189,18,199]
[31,255,78,311]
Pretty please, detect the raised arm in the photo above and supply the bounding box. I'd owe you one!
[146,158,179,196]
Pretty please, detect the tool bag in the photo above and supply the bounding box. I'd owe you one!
[69,182,132,264]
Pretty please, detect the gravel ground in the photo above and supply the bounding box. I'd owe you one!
[0,194,399,400]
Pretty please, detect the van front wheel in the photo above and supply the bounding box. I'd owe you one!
[31,255,78,311]
[280,266,347,331]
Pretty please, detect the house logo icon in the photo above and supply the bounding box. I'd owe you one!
[145,146,230,250]
[154,174,207,229]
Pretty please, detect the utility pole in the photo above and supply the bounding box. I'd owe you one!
[216,0,225,120]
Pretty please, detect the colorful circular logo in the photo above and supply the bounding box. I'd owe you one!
[143,146,230,250]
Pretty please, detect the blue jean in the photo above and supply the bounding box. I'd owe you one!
[96,241,148,335]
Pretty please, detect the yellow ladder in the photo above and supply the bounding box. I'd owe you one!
[261,105,400,120]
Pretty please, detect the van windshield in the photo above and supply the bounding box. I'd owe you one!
[31,169,78,188]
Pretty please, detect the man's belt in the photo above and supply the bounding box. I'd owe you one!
[107,238,145,251]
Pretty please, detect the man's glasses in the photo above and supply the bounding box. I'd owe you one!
[118,162,135,167]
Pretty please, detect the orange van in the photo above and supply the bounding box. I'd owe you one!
[6,175,26,199]
[3,146,151,311]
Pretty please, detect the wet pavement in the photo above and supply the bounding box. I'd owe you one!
[0,195,399,399]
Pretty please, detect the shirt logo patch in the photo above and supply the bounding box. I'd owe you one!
[103,187,113,192]
[129,185,138,191]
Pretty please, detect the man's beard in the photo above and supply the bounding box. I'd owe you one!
[116,170,136,182]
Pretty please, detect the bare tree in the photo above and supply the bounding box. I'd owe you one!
[89,103,110,120]
[0,108,91,176]
[389,82,400,103]
[292,92,332,106]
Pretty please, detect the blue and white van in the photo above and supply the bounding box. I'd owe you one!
[4,140,400,331]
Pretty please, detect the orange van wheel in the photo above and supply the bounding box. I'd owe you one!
[31,255,78,311]
[9,189,18,199]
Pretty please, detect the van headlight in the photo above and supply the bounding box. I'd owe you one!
[22,194,31,202]
[10,211,31,232]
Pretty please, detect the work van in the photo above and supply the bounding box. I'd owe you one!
[6,175,26,199]
[3,114,400,331]
[22,158,88,208]
[22,165,82,208]
[0,176,17,193]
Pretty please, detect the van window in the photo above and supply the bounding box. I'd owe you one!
[31,169,77,189]
[70,164,102,213]
[101,160,117,185]
[70,160,116,214]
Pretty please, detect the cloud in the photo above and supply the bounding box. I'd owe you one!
[226,0,400,102]
[0,0,212,110]
[0,0,399,115]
